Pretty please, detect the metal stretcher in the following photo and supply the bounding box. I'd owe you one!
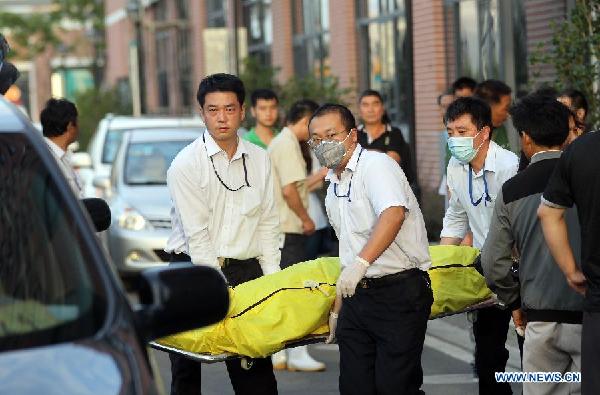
[149,297,500,366]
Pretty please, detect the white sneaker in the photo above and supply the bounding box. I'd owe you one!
[286,346,326,372]
[272,350,287,370]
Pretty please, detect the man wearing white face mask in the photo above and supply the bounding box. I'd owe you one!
[309,103,432,395]
[440,96,518,395]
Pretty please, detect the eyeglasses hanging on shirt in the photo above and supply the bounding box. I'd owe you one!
[468,164,492,206]
[203,133,250,191]
[334,148,364,202]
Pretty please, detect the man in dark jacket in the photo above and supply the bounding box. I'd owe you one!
[482,94,583,395]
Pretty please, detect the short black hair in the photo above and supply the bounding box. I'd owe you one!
[0,62,19,95]
[444,97,492,130]
[359,89,384,103]
[358,89,391,124]
[474,79,512,104]
[509,93,570,147]
[197,73,245,107]
[286,99,319,125]
[251,88,278,107]
[451,77,477,95]
[309,103,357,132]
[533,85,558,98]
[559,88,588,116]
[40,98,78,138]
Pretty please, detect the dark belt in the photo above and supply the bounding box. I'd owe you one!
[220,257,258,268]
[169,252,257,269]
[357,268,425,289]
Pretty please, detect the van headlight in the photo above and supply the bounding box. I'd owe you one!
[118,208,148,231]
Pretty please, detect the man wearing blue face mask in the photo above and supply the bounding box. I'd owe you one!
[440,96,519,395]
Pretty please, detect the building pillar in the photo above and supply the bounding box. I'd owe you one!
[329,0,359,101]
[412,0,448,192]
[271,0,294,84]
[189,0,207,93]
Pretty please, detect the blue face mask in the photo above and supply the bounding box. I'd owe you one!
[447,131,484,164]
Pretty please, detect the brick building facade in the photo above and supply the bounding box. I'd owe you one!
[103,0,572,195]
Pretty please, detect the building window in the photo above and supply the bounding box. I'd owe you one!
[204,0,230,75]
[446,0,528,94]
[207,0,226,27]
[356,0,413,138]
[292,0,330,80]
[239,0,272,65]
[176,0,192,110]
[155,0,170,109]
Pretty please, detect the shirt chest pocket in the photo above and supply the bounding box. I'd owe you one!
[345,198,373,235]
[241,187,262,217]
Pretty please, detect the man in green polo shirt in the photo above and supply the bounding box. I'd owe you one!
[474,80,515,153]
[243,89,279,149]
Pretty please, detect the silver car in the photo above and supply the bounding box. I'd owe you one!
[106,128,203,276]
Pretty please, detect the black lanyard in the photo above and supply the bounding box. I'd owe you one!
[203,133,250,191]
[334,148,364,202]
[468,164,491,206]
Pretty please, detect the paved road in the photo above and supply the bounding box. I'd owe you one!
[150,314,522,394]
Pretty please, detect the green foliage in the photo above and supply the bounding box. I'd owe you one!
[238,56,280,103]
[279,75,352,110]
[530,0,600,128]
[74,87,132,150]
[239,55,353,126]
[0,12,58,56]
[0,0,104,83]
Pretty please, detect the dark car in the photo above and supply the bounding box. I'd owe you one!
[0,97,229,394]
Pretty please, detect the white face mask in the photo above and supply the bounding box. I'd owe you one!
[313,132,352,169]
[314,132,352,169]
[447,130,485,164]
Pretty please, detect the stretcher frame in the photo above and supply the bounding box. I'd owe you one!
[149,297,500,365]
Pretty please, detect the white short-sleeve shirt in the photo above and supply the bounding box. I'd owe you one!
[441,141,518,249]
[325,144,431,277]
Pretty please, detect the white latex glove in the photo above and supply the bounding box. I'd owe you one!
[337,258,369,298]
[325,312,338,344]
[261,263,281,276]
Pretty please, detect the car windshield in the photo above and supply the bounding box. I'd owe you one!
[124,140,192,185]
[101,129,125,164]
[0,133,108,352]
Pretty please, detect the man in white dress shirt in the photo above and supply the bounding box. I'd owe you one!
[308,104,433,395]
[165,73,280,395]
[40,98,83,198]
[440,97,519,394]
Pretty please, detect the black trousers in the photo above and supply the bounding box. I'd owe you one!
[473,306,513,395]
[280,233,307,269]
[168,252,278,395]
[582,311,600,395]
[337,270,433,395]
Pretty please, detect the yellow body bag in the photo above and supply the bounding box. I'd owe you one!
[158,257,340,358]
[158,247,493,358]
[428,245,493,317]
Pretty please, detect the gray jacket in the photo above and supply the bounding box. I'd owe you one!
[482,151,583,323]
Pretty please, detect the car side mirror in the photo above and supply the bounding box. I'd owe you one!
[81,198,111,232]
[71,152,92,169]
[134,264,230,342]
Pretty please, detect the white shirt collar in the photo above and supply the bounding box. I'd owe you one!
[45,137,67,159]
[325,143,363,182]
[459,140,500,174]
[203,131,248,161]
